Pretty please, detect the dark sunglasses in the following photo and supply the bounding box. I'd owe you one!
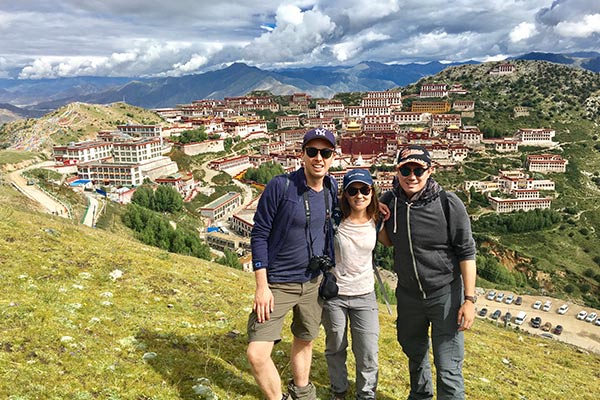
[398,166,429,177]
[346,185,371,196]
[305,147,334,159]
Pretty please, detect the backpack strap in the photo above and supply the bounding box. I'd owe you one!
[439,190,450,227]
[439,190,452,247]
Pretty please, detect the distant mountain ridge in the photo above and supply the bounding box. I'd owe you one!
[512,51,600,72]
[6,61,470,110]
[0,51,598,113]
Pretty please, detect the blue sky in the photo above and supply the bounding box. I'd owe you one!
[0,0,598,79]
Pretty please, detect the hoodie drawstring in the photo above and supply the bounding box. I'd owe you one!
[393,196,398,234]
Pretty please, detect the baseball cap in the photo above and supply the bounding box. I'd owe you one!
[302,127,336,148]
[343,169,374,190]
[396,145,432,168]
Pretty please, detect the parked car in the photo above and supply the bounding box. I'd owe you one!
[478,308,488,317]
[515,311,527,325]
[595,319,600,327]
[557,304,569,315]
[576,310,588,320]
[542,301,552,312]
[495,293,505,302]
[585,312,598,323]
[515,296,523,306]
[490,309,501,320]
[486,290,497,301]
[531,316,542,328]
[505,294,514,304]
[553,325,563,335]
[533,300,542,310]
[541,321,552,332]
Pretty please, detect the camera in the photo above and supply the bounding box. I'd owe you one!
[308,255,334,272]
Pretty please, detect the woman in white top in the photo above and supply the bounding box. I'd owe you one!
[322,169,381,400]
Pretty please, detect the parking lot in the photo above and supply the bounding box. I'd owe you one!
[476,289,600,354]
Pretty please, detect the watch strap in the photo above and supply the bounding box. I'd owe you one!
[464,295,476,304]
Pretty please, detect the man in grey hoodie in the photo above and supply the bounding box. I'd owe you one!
[379,144,476,400]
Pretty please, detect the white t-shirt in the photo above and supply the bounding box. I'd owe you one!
[333,218,376,296]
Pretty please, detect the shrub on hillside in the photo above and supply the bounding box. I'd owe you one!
[244,161,284,184]
[131,184,183,213]
[122,204,210,260]
[473,209,561,234]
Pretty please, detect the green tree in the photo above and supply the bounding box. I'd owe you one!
[154,185,183,213]
[132,185,153,209]
[178,127,208,144]
[217,249,242,270]
[245,162,285,184]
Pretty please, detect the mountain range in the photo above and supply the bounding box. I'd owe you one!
[0,51,598,120]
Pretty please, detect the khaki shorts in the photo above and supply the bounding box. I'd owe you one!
[247,276,323,343]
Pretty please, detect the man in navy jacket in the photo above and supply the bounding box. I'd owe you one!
[247,128,338,400]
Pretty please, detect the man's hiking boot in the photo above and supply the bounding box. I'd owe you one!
[287,380,317,400]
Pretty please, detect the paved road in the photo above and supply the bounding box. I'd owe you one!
[7,164,69,218]
[82,193,99,227]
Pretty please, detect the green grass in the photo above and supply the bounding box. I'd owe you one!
[1,185,600,399]
[0,150,41,165]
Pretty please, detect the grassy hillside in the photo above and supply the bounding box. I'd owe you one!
[1,185,600,399]
[0,102,163,153]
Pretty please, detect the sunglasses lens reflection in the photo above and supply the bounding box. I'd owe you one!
[346,186,371,196]
[399,167,427,177]
[305,147,333,159]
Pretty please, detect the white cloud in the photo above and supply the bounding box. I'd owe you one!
[2,1,599,78]
[276,4,305,25]
[332,31,390,62]
[109,52,137,64]
[482,54,509,62]
[510,22,537,42]
[241,6,337,66]
[554,13,600,38]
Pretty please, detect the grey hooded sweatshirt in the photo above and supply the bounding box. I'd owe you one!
[380,178,476,298]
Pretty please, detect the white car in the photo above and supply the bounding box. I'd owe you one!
[557,304,569,314]
[533,300,542,310]
[595,318,600,326]
[542,301,552,312]
[585,312,597,323]
[505,294,514,304]
[577,310,588,320]
[486,290,496,301]
[495,293,505,302]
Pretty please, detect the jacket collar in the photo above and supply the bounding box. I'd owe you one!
[395,177,442,204]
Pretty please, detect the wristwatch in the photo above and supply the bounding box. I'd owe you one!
[464,294,476,304]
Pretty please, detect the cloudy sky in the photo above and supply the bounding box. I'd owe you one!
[1,0,599,79]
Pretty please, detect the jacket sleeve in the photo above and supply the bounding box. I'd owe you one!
[250,176,285,271]
[379,189,394,206]
[447,192,476,261]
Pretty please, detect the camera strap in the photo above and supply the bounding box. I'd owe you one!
[302,187,331,259]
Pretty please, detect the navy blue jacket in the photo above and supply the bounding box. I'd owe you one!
[251,168,338,283]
